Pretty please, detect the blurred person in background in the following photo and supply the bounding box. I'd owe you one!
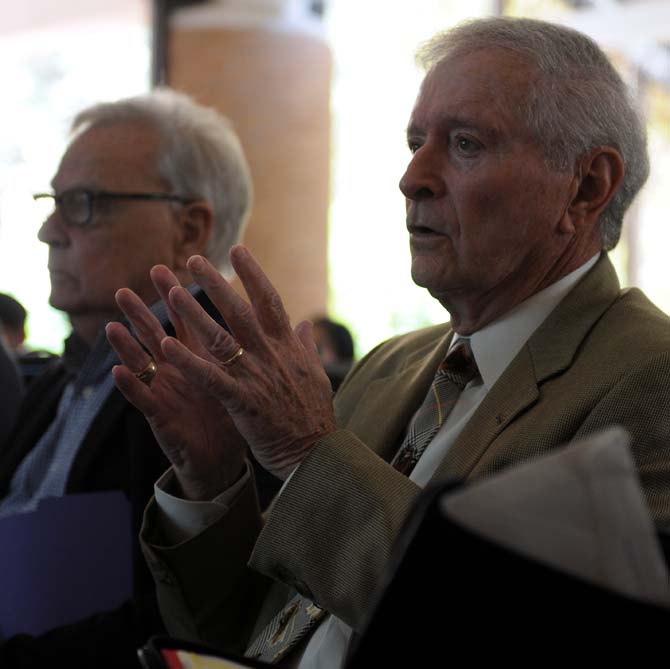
[0,88,280,669]
[312,316,355,390]
[0,292,28,354]
[0,292,57,385]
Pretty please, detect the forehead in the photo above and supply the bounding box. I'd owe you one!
[409,48,536,139]
[53,120,163,190]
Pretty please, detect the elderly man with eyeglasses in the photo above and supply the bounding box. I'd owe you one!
[0,89,280,669]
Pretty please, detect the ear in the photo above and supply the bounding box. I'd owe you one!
[173,200,214,271]
[566,147,625,229]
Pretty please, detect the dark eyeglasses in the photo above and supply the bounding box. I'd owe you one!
[33,188,193,227]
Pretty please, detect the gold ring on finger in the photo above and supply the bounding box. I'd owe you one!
[135,359,158,386]
[220,346,244,368]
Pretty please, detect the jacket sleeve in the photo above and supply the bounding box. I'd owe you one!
[140,472,275,654]
[249,429,422,630]
[141,328,445,641]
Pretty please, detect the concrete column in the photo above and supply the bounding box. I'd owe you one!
[166,1,331,323]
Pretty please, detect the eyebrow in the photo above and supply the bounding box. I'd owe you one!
[406,115,499,141]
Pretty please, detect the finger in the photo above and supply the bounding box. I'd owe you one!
[111,364,160,417]
[295,320,322,366]
[150,264,181,305]
[186,254,263,344]
[229,245,292,336]
[150,265,190,344]
[115,288,168,362]
[106,321,155,370]
[150,265,221,364]
[161,335,238,403]
[167,285,244,364]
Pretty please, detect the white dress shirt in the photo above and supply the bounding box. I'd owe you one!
[155,253,600,668]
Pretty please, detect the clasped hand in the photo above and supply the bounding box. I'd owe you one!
[107,245,337,500]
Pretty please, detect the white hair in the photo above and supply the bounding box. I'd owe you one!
[416,17,649,250]
[71,87,253,273]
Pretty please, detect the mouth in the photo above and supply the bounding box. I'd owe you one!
[407,222,446,238]
[408,224,438,234]
[407,220,451,254]
[48,267,73,281]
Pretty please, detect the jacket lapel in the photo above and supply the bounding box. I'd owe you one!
[66,388,129,490]
[0,360,68,497]
[435,347,539,481]
[434,254,622,481]
[345,330,453,462]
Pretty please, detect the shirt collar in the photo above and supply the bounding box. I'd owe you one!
[454,254,600,390]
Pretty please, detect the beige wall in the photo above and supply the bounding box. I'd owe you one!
[167,20,332,324]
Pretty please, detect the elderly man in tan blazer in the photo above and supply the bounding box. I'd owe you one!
[108,16,670,669]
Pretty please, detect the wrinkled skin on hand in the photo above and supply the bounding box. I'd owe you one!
[160,245,338,481]
[106,265,247,501]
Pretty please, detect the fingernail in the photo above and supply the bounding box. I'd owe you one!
[169,285,186,304]
[189,255,205,272]
[231,245,247,260]
[161,336,178,353]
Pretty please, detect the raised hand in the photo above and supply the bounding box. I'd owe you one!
[160,245,337,480]
[106,265,248,500]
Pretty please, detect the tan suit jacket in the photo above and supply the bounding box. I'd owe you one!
[141,254,670,653]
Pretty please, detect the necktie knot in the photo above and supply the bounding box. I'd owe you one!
[391,337,478,477]
[438,337,479,389]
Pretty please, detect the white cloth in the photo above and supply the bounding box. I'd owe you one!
[442,426,670,607]
[154,464,251,544]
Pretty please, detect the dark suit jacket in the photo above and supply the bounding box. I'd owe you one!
[0,347,170,668]
[142,255,670,654]
[0,291,281,668]
[0,340,23,445]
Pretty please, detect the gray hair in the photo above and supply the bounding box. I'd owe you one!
[71,88,253,274]
[416,17,649,250]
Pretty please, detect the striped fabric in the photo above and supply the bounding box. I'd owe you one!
[245,593,326,664]
[392,337,479,476]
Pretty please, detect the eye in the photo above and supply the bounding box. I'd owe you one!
[454,135,482,155]
[407,141,421,154]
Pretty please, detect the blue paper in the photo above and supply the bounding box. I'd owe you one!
[0,491,133,639]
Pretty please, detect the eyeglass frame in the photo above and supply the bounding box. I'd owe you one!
[33,188,195,227]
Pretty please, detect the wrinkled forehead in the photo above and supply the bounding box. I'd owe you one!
[410,48,538,136]
[424,45,537,93]
[54,120,164,190]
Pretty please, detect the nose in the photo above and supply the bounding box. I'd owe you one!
[398,145,446,201]
[37,210,69,247]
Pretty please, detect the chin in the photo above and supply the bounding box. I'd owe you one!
[48,291,95,317]
[410,259,430,288]
[48,293,72,313]
[411,261,449,293]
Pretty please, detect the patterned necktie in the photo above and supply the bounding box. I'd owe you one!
[245,592,326,663]
[392,337,479,476]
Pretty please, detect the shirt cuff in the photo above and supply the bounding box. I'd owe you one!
[154,463,251,544]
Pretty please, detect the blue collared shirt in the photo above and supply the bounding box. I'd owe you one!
[0,293,173,518]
